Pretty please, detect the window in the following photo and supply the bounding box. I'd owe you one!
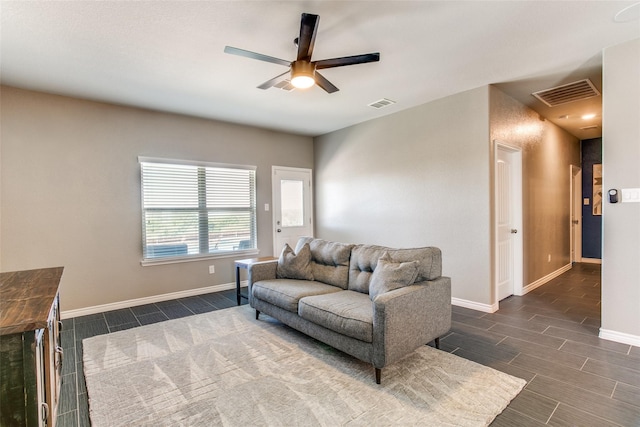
[139,157,257,263]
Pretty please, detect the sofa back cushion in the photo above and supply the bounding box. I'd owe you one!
[296,237,354,289]
[348,244,442,294]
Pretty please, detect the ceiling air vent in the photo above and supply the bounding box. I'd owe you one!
[368,98,396,109]
[532,79,600,107]
[580,125,600,131]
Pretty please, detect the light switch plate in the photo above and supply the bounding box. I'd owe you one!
[621,188,640,203]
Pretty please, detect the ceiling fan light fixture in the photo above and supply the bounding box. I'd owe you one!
[290,61,315,89]
[224,13,379,94]
[291,75,315,89]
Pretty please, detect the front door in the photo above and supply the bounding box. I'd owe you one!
[272,166,314,256]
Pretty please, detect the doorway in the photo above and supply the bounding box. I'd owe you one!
[571,166,583,263]
[272,166,314,255]
[495,142,524,301]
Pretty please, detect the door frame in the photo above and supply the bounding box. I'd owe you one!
[570,165,583,263]
[271,166,314,255]
[494,141,524,302]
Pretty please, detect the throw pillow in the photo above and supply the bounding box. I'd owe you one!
[276,243,314,281]
[369,252,419,301]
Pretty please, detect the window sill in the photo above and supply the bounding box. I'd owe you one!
[140,250,260,267]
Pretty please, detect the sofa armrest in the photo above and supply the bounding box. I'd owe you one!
[371,276,451,368]
[247,261,278,302]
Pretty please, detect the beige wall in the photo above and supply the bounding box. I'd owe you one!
[315,86,494,306]
[601,38,640,343]
[0,86,313,311]
[314,85,580,308]
[0,79,591,316]
[490,86,580,286]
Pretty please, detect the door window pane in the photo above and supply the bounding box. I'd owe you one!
[281,180,304,227]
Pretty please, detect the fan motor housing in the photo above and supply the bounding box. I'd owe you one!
[291,60,316,77]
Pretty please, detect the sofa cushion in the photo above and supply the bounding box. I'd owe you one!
[252,279,340,313]
[349,244,442,293]
[276,243,313,281]
[296,237,354,289]
[299,291,373,343]
[368,252,420,301]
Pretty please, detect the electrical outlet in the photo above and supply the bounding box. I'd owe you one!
[209,265,215,274]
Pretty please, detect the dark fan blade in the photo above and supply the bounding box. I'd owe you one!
[224,46,291,67]
[314,72,339,94]
[296,13,319,61]
[257,70,290,90]
[314,53,380,69]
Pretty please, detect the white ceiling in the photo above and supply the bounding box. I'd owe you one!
[2,1,639,138]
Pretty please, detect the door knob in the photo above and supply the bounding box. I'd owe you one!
[277,229,281,233]
[510,229,518,234]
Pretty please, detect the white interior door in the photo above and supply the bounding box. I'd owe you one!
[272,166,313,256]
[495,143,523,301]
[571,166,583,263]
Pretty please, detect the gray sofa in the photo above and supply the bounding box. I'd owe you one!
[247,237,451,384]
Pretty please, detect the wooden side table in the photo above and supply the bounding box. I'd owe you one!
[234,257,277,305]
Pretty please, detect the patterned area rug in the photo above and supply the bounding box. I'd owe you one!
[83,305,525,426]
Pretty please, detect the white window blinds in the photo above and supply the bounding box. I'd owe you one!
[139,157,257,261]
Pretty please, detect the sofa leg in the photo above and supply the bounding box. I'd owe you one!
[435,337,441,349]
[255,310,260,320]
[375,368,381,385]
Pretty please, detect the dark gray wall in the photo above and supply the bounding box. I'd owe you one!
[581,137,602,259]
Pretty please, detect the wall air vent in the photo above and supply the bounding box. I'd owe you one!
[368,98,396,109]
[532,79,600,107]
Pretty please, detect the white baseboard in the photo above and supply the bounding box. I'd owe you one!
[463,263,576,311]
[67,286,499,318]
[580,258,602,264]
[518,263,572,296]
[61,281,247,319]
[452,297,499,313]
[599,328,640,347]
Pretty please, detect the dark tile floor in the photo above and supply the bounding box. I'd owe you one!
[56,263,640,426]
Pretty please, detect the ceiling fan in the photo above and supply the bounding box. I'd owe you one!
[224,13,380,93]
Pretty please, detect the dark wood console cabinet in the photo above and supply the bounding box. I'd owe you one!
[0,267,64,427]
